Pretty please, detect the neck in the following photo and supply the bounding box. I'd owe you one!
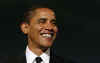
[28,39,48,56]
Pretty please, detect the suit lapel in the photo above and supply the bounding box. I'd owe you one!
[22,51,27,63]
[21,56,26,63]
[17,51,27,63]
[17,48,60,63]
[49,48,57,63]
[49,48,64,63]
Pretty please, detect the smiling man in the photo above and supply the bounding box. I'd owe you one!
[20,5,64,63]
[22,8,58,51]
[10,4,65,63]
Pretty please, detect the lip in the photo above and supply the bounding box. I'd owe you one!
[40,31,54,36]
[40,33,54,41]
[45,37,53,41]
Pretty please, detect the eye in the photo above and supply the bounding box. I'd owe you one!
[38,18,47,24]
[51,19,57,25]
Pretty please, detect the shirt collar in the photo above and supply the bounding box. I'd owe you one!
[40,48,50,62]
[26,46,37,63]
[26,46,50,63]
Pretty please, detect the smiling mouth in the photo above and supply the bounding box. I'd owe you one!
[40,32,54,39]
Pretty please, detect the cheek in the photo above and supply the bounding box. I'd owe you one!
[54,27,58,33]
[30,25,42,37]
[29,25,40,41]
[29,25,39,36]
[30,24,40,31]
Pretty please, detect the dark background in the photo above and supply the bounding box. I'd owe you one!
[0,0,100,63]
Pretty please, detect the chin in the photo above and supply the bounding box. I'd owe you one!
[39,40,54,48]
[41,43,53,48]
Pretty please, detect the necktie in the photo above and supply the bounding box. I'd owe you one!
[35,57,43,63]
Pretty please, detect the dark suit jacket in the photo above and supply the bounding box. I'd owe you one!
[0,48,78,63]
[6,48,65,63]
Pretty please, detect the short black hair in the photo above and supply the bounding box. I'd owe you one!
[21,4,56,24]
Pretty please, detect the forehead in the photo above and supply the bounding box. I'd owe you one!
[34,8,56,18]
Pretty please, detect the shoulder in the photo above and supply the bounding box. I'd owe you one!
[54,55,78,63]
[8,56,26,63]
[0,56,8,63]
[54,55,65,63]
[4,51,26,63]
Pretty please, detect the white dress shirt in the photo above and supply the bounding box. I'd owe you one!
[26,46,50,63]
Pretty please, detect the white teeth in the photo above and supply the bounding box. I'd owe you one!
[42,34,52,38]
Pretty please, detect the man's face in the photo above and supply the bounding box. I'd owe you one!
[23,8,58,48]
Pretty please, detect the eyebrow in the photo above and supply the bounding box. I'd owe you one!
[39,18,47,20]
[38,18,47,23]
[51,19,56,21]
[51,19,56,22]
[38,18,47,20]
[38,18,56,23]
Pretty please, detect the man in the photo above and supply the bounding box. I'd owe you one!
[7,4,65,63]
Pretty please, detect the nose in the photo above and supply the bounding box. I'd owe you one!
[44,21,53,30]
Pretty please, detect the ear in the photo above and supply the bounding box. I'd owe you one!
[20,22,29,34]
